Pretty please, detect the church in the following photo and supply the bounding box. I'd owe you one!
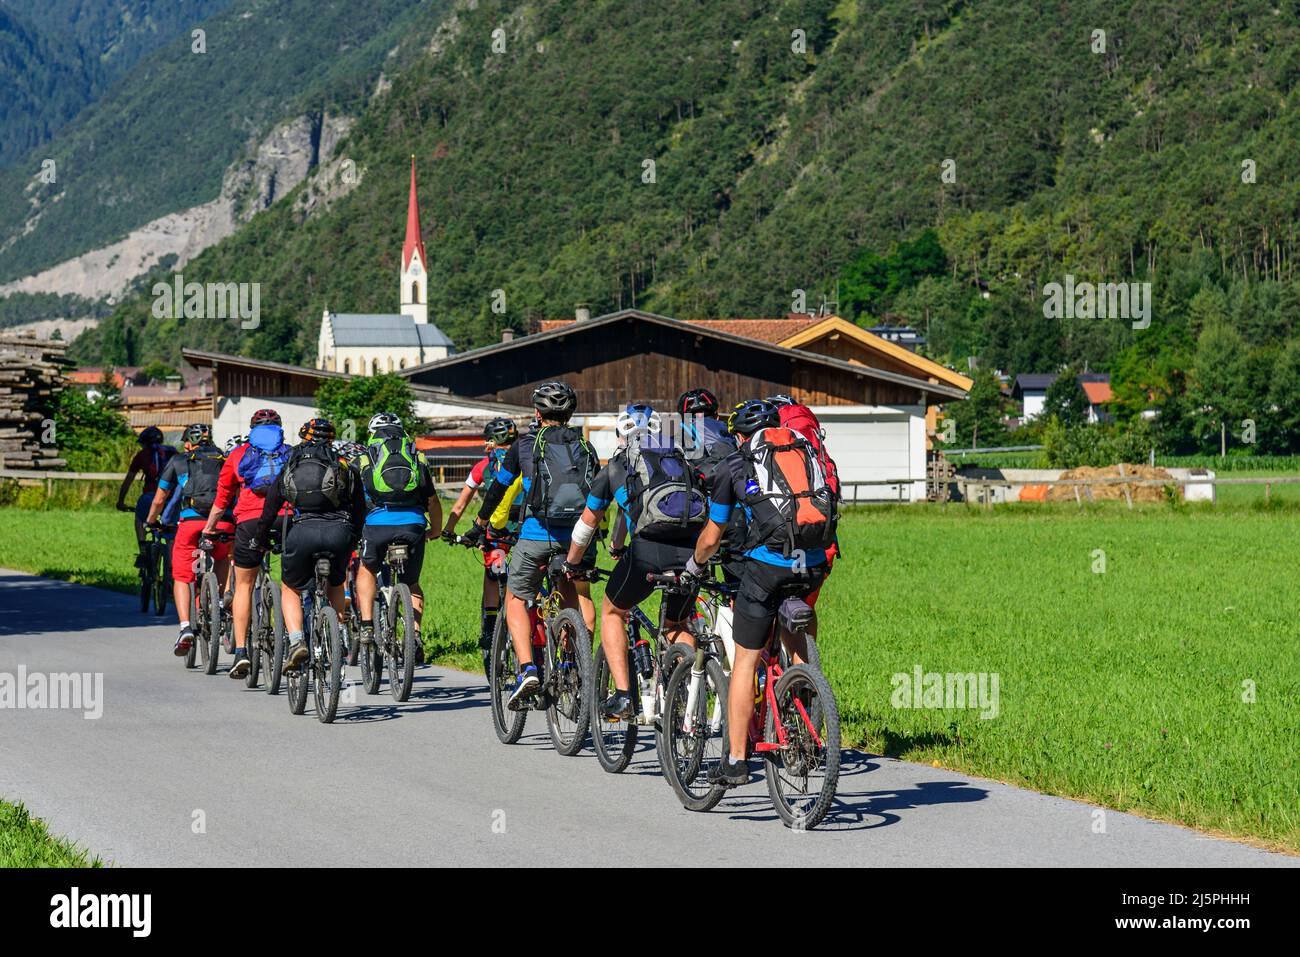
[316,158,455,374]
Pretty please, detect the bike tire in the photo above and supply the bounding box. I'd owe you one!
[313,608,344,724]
[543,607,592,757]
[388,584,418,702]
[652,641,694,778]
[152,545,169,617]
[489,607,526,744]
[661,653,730,812]
[201,573,221,676]
[138,559,151,614]
[286,603,309,715]
[360,638,382,695]
[245,585,265,689]
[265,581,285,695]
[183,590,198,669]
[591,643,636,773]
[764,663,840,830]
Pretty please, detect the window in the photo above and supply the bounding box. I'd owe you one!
[372,358,381,375]
[399,358,407,369]
[411,281,420,304]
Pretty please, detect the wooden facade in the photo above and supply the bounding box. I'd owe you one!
[404,311,963,411]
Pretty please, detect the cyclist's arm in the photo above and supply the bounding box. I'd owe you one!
[144,483,170,525]
[692,466,738,565]
[564,504,605,566]
[116,454,142,508]
[443,482,476,532]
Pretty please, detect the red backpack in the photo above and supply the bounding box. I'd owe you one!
[778,404,840,495]
[738,426,838,558]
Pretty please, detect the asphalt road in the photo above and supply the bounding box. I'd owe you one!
[0,569,1293,867]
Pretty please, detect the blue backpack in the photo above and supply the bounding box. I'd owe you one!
[236,424,291,495]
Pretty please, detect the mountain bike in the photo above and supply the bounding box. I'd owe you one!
[589,569,694,774]
[344,551,361,668]
[450,532,514,676]
[140,523,173,616]
[661,576,840,829]
[246,531,285,693]
[191,532,232,673]
[370,541,420,702]
[285,551,346,723]
[487,555,593,756]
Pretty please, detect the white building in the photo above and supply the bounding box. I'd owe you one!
[316,157,454,374]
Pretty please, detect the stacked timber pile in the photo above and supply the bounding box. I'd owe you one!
[0,334,73,470]
[1045,464,1176,503]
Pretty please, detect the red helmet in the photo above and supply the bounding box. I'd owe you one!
[249,408,281,427]
[677,388,719,416]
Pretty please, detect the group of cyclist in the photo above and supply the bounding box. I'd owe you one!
[124,380,840,789]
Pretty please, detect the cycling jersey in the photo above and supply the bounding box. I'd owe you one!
[468,447,523,531]
[706,451,826,569]
[157,446,232,523]
[129,444,176,496]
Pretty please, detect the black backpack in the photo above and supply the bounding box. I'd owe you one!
[281,441,351,513]
[622,440,707,539]
[182,445,225,515]
[682,415,737,487]
[527,425,597,525]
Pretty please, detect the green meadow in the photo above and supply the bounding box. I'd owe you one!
[1,502,1295,851]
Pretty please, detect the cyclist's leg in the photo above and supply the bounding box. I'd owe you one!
[170,520,200,624]
[504,539,549,668]
[724,562,786,763]
[230,520,265,654]
[277,521,316,667]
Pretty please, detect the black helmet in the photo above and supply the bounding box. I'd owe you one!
[138,426,164,446]
[532,381,577,420]
[483,417,518,444]
[677,387,719,416]
[727,399,780,437]
[182,423,212,446]
[299,417,336,443]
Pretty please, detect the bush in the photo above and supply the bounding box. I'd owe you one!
[53,386,136,472]
[1041,418,1159,469]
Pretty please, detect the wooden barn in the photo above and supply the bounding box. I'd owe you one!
[402,309,968,500]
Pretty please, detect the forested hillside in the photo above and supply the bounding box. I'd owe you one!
[0,0,447,282]
[0,0,232,167]
[78,0,1300,452]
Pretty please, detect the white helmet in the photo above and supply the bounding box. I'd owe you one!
[367,412,402,434]
[616,402,661,437]
[224,434,245,453]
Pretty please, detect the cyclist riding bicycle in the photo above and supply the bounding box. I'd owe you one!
[470,381,598,710]
[116,425,177,565]
[251,418,366,673]
[352,412,442,663]
[563,402,709,720]
[201,409,291,679]
[145,423,235,656]
[683,398,838,787]
[442,416,523,659]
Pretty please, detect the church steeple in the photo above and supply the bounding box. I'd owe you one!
[400,155,429,324]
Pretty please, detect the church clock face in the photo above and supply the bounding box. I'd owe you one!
[410,261,422,277]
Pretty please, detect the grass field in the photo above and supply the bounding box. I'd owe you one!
[0,800,101,867]
[1,503,1295,852]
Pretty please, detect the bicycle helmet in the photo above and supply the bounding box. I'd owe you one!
[299,417,336,443]
[137,425,164,446]
[249,408,281,427]
[726,399,780,437]
[677,387,719,416]
[616,402,661,437]
[182,423,212,446]
[531,381,577,420]
[765,393,797,407]
[367,411,403,434]
[224,434,246,453]
[482,417,519,445]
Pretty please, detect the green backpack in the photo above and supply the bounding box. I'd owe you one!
[362,433,424,509]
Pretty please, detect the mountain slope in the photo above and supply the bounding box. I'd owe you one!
[0,0,448,283]
[0,6,96,167]
[83,0,1300,377]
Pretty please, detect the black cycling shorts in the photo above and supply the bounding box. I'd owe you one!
[281,517,356,590]
[605,537,696,621]
[358,523,425,585]
[731,559,826,651]
[233,519,265,570]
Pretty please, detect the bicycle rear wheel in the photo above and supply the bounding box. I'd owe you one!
[591,643,636,773]
[544,608,592,756]
[200,573,221,676]
[489,610,526,744]
[183,589,198,669]
[245,584,265,689]
[152,545,169,617]
[387,584,418,702]
[764,663,840,830]
[264,579,285,695]
[312,608,344,723]
[138,553,151,613]
[661,653,729,812]
[286,600,310,715]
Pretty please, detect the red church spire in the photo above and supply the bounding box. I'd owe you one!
[402,155,427,271]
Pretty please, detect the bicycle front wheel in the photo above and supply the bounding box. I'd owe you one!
[764,663,840,830]
[183,588,198,669]
[200,573,221,676]
[544,608,592,756]
[286,608,309,716]
[661,653,729,812]
[152,545,169,617]
[387,585,418,702]
[591,643,636,773]
[264,579,285,695]
[312,608,344,724]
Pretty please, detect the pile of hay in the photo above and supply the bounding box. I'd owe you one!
[1045,464,1176,503]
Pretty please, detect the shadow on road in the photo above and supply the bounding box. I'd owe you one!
[721,775,988,831]
[0,573,156,638]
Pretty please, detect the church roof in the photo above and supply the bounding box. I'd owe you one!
[403,156,427,271]
[328,313,454,349]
